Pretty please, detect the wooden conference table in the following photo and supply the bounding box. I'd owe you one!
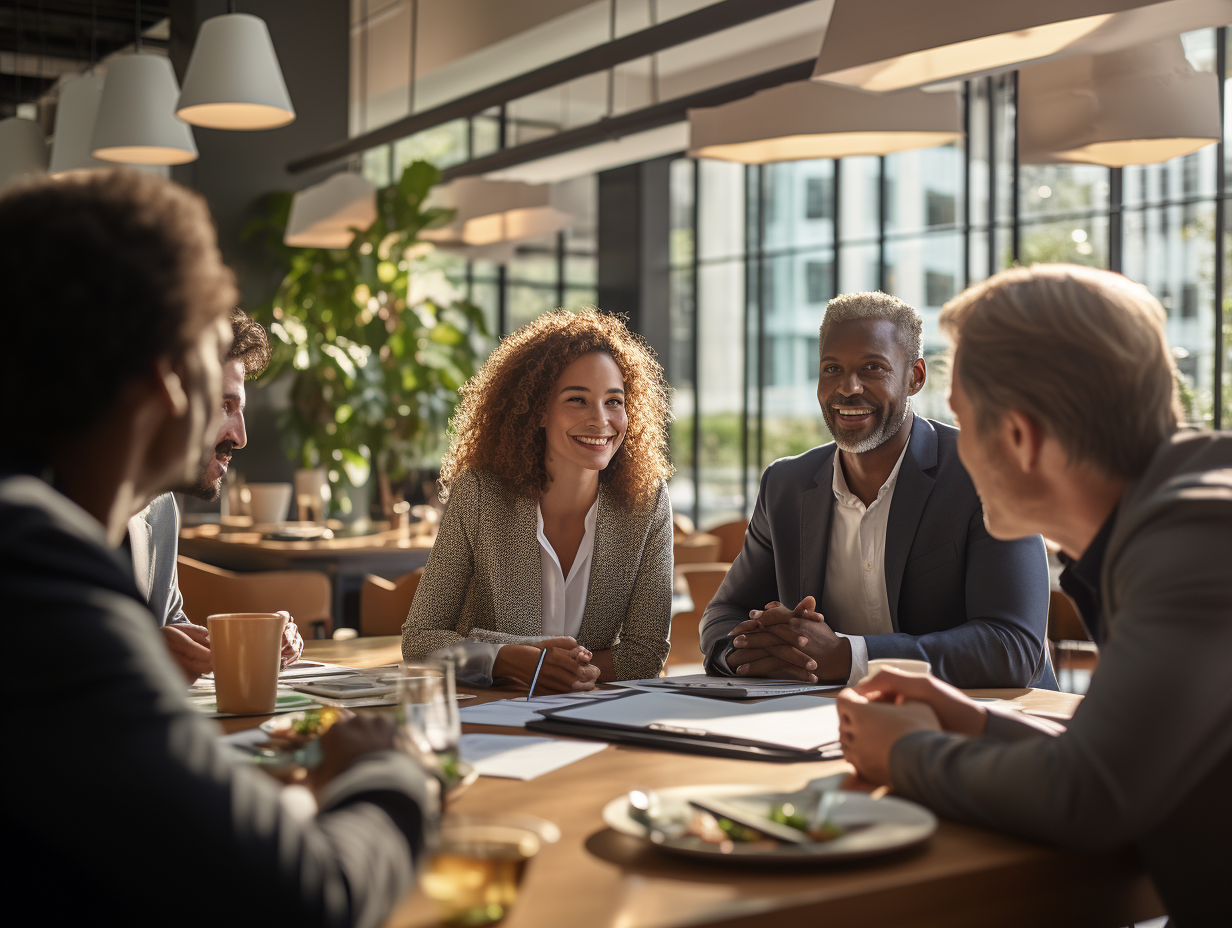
[225,638,1165,928]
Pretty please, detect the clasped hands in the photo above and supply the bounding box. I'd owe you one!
[493,637,600,694]
[836,668,989,786]
[725,596,852,682]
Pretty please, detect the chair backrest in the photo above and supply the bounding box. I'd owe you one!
[673,533,722,565]
[176,556,332,637]
[359,568,424,637]
[706,519,748,563]
[1047,590,1090,642]
[667,562,731,667]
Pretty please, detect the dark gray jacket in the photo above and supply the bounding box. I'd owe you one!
[889,430,1232,927]
[700,416,1054,687]
[2,475,434,928]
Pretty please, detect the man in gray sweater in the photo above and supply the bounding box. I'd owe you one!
[836,264,1231,927]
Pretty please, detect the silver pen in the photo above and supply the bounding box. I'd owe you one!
[526,647,549,699]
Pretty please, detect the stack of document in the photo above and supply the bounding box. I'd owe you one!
[459,691,624,728]
[526,691,842,761]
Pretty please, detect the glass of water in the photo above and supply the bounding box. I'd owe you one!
[396,658,461,781]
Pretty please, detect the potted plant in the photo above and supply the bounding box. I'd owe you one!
[245,161,489,521]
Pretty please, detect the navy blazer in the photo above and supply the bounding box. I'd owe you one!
[700,416,1056,688]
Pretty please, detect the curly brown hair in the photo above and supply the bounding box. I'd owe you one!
[229,309,272,378]
[440,308,673,509]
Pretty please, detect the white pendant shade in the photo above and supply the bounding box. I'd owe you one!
[91,54,198,165]
[177,13,295,130]
[688,81,962,164]
[812,0,1232,92]
[284,172,378,248]
[1020,36,1221,167]
[49,74,110,174]
[420,179,571,247]
[0,117,49,190]
[486,123,690,185]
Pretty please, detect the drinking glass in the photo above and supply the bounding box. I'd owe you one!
[396,659,461,780]
[421,814,560,927]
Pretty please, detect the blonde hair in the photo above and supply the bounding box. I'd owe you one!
[939,264,1181,479]
[820,291,923,360]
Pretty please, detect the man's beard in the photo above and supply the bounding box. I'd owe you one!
[822,395,912,454]
[177,440,235,502]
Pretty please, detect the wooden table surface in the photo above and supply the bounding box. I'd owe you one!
[234,638,1164,928]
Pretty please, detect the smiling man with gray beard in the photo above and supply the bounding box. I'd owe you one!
[700,291,1055,689]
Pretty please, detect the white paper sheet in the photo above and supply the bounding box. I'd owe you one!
[548,691,840,751]
[458,692,623,728]
[459,734,606,779]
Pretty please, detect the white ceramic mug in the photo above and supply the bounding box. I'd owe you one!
[862,658,932,683]
[247,482,293,525]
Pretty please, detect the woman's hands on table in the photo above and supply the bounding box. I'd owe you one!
[836,668,988,785]
[493,638,601,693]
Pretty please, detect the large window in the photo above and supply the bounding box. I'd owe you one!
[670,28,1231,530]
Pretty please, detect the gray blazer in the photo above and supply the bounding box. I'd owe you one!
[888,431,1232,927]
[2,474,435,928]
[402,468,673,680]
[701,416,1055,687]
[127,492,189,627]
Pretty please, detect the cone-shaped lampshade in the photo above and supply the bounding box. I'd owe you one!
[419,179,571,246]
[49,74,110,174]
[284,173,378,248]
[1019,35,1221,167]
[812,0,1232,92]
[0,117,49,190]
[688,81,962,163]
[177,13,295,130]
[91,54,198,164]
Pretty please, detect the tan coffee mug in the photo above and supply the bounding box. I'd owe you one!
[207,613,287,715]
[863,658,932,683]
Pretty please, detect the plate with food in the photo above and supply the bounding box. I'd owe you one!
[601,783,936,863]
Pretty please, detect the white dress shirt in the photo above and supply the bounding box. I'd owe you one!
[821,435,912,685]
[457,499,598,686]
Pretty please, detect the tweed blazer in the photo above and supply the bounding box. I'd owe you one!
[402,468,673,680]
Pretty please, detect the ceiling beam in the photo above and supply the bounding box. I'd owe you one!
[287,0,820,174]
[439,59,816,181]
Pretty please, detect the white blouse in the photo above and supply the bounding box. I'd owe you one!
[536,499,599,639]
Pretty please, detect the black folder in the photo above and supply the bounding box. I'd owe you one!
[524,691,842,763]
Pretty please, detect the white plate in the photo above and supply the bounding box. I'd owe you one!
[601,784,936,863]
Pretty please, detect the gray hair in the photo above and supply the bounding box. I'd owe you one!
[819,291,923,362]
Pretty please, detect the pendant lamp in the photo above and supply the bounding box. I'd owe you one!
[688,82,962,163]
[812,0,1232,92]
[284,172,378,248]
[177,13,295,130]
[1019,36,1221,167]
[0,117,49,190]
[91,54,198,164]
[49,74,109,174]
[419,179,571,247]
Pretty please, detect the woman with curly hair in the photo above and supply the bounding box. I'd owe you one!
[401,308,675,691]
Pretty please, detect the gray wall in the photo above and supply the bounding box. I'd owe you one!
[169,0,350,491]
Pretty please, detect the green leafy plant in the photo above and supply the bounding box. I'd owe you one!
[244,161,489,515]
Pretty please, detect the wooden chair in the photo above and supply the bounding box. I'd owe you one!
[359,568,424,637]
[1047,590,1097,692]
[667,562,731,668]
[176,556,333,638]
[706,519,748,564]
[673,532,722,565]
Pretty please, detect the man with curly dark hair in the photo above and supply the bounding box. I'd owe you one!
[127,309,303,682]
[404,308,676,689]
